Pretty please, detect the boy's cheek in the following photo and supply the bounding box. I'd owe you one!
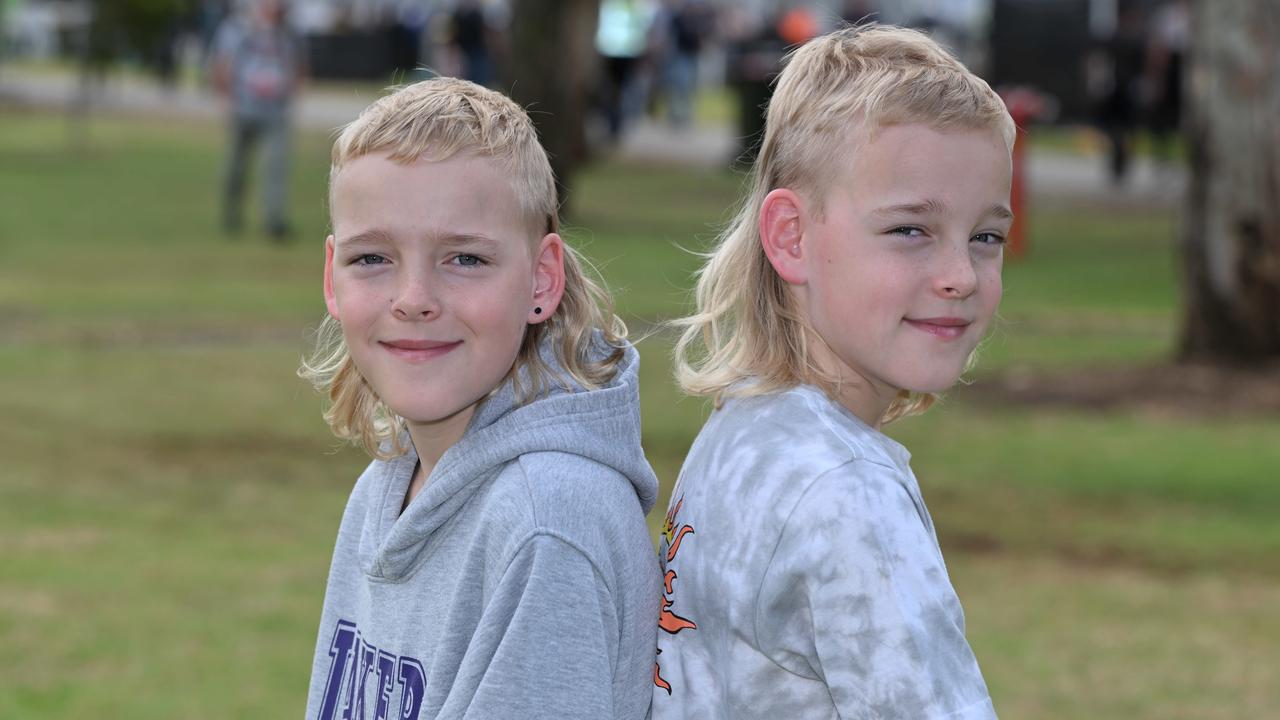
[978,257,1004,284]
[982,278,1004,314]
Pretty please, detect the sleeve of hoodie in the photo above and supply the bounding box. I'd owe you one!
[755,459,997,720]
[460,531,619,720]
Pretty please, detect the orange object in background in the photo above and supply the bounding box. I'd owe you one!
[777,8,819,46]
[1008,124,1029,258]
[998,86,1050,259]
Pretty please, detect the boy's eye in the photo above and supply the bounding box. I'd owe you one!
[352,254,388,266]
[888,226,926,237]
[451,254,487,267]
[971,232,1006,246]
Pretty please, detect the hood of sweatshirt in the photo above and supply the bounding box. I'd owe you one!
[358,334,658,581]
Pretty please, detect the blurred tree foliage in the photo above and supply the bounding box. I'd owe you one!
[83,0,186,71]
[71,0,188,143]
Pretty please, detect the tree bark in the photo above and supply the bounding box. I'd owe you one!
[1180,0,1280,362]
[506,0,599,213]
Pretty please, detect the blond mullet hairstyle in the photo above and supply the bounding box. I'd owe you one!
[674,24,1016,424]
[300,77,626,459]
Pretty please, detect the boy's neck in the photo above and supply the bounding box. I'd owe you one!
[830,381,895,430]
[402,406,477,510]
[802,335,896,428]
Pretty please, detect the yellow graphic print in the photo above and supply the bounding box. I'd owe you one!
[654,495,696,694]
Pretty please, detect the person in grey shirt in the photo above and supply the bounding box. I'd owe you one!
[654,24,1015,719]
[300,78,660,719]
[211,0,304,239]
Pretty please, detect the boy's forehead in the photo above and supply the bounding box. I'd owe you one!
[826,123,1012,209]
[335,149,507,183]
[843,123,1008,169]
[330,152,538,240]
[333,152,514,204]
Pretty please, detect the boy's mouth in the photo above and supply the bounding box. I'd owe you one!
[904,317,971,339]
[379,339,462,360]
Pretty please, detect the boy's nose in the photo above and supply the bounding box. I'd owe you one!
[390,274,440,319]
[934,241,978,299]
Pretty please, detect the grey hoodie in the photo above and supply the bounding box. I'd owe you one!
[305,339,661,720]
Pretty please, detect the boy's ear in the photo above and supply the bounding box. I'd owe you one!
[759,189,808,285]
[529,233,566,324]
[323,235,341,320]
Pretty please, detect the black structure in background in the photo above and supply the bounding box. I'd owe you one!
[306,32,395,80]
[305,21,428,81]
[990,0,1091,121]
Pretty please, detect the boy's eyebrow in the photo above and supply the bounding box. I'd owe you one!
[335,230,502,246]
[336,229,393,246]
[870,199,948,217]
[433,232,501,247]
[985,204,1015,221]
[870,201,1015,222]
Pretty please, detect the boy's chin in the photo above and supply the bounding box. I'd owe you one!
[898,371,966,395]
[388,398,483,429]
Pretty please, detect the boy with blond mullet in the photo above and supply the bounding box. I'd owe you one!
[300,78,660,719]
[652,25,1013,719]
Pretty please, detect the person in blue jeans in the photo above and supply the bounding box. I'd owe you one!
[212,0,305,239]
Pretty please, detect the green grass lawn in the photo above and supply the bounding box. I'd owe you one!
[1,108,1275,719]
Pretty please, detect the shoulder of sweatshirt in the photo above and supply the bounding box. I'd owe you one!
[478,452,657,589]
[713,388,903,473]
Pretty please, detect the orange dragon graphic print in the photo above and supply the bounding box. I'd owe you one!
[654,495,697,694]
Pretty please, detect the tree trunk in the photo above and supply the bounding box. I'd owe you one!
[506,0,599,213]
[1180,0,1280,362]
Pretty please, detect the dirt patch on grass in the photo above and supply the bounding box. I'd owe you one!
[942,526,1246,579]
[967,361,1280,418]
[0,316,315,349]
[6,527,105,553]
[0,588,60,618]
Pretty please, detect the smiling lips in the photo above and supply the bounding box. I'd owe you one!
[904,317,971,339]
[379,339,462,361]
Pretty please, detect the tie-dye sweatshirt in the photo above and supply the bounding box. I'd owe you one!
[652,385,996,720]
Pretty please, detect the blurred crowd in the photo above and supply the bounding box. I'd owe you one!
[2,0,1194,179]
[1,1,997,143]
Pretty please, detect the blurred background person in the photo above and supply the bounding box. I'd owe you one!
[723,2,822,166]
[449,0,500,88]
[388,0,431,81]
[723,5,780,166]
[212,0,306,240]
[595,0,657,142]
[1093,1,1146,186]
[1144,0,1188,169]
[655,0,715,129]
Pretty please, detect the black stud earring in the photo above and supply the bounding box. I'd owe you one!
[533,307,543,315]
